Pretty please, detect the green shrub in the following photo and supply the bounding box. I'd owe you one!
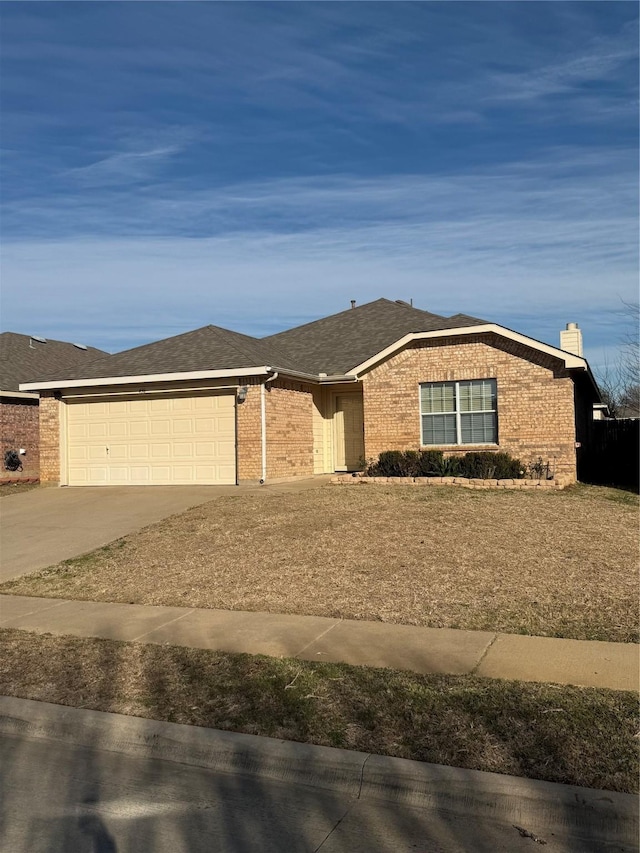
[415,450,445,476]
[366,449,524,479]
[367,450,408,477]
[459,451,523,480]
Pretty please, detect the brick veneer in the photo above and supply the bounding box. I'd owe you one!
[236,378,314,481]
[361,334,578,480]
[236,378,263,482]
[0,398,39,480]
[266,380,314,479]
[38,392,62,484]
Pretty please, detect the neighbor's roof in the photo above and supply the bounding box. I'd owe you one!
[263,298,485,374]
[29,324,301,383]
[0,332,107,392]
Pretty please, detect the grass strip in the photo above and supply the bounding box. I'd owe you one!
[1,628,637,793]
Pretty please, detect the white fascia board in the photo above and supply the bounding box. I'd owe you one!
[0,389,39,400]
[271,366,358,384]
[350,325,587,376]
[19,366,271,392]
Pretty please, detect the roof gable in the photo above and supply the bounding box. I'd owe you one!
[262,298,485,374]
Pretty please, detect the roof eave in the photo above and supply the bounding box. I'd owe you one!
[1,389,39,400]
[348,325,588,376]
[20,366,273,392]
[268,366,358,384]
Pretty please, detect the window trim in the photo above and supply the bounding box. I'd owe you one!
[419,378,498,447]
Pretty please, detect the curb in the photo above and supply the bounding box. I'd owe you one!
[1,696,637,846]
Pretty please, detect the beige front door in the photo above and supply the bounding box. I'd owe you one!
[334,394,364,471]
[66,392,236,485]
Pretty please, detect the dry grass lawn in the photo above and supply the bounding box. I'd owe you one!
[2,484,638,642]
[1,628,637,792]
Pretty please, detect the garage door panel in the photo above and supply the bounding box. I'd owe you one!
[66,392,236,486]
[173,419,195,434]
[88,423,107,438]
[150,443,172,459]
[87,467,109,484]
[130,421,150,437]
[87,446,107,461]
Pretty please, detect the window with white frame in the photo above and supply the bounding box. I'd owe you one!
[420,379,497,445]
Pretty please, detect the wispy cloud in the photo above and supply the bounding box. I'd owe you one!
[2,145,636,363]
[0,1,637,376]
[64,144,182,186]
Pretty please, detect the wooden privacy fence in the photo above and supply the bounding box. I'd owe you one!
[578,419,639,490]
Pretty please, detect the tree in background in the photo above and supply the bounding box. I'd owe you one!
[597,300,639,418]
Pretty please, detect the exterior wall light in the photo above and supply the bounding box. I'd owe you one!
[237,386,248,403]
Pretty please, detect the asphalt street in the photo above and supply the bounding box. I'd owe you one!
[2,731,635,853]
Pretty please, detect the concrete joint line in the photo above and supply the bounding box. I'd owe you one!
[470,632,499,676]
[313,800,357,852]
[0,596,69,625]
[293,619,342,658]
[357,753,372,799]
[131,609,196,642]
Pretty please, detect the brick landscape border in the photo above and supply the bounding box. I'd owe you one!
[331,474,571,490]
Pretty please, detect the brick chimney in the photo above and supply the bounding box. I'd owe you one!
[560,322,583,356]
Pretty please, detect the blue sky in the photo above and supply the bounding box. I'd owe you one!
[1,2,637,374]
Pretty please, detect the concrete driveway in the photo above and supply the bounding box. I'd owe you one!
[0,486,234,582]
[0,479,330,583]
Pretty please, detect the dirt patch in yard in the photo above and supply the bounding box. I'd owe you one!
[2,484,638,642]
[1,628,637,793]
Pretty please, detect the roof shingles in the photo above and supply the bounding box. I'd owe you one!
[0,333,107,391]
[15,299,487,386]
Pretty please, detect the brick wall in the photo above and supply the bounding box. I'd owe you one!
[236,378,263,481]
[266,380,314,479]
[39,392,62,484]
[236,378,314,481]
[362,335,578,480]
[0,397,39,480]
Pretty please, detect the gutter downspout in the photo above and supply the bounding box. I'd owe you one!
[260,369,279,484]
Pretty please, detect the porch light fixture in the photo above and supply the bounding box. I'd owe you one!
[237,386,248,403]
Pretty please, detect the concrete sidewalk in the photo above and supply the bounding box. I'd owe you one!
[1,594,637,691]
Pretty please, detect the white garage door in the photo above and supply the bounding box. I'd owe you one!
[66,392,236,485]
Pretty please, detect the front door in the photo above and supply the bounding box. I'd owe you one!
[334,394,365,471]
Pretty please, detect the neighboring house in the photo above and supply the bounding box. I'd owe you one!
[1,332,107,481]
[19,299,601,487]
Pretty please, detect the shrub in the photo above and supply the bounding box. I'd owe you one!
[366,449,524,479]
[459,451,523,480]
[525,456,552,480]
[367,450,409,477]
[415,450,445,476]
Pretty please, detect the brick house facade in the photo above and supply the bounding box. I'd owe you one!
[362,335,578,478]
[1,332,107,482]
[0,396,40,481]
[22,300,600,487]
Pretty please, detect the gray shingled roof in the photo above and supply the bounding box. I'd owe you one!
[30,324,301,383]
[262,299,486,374]
[0,333,107,391]
[17,300,487,385]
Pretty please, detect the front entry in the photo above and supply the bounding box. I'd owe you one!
[334,394,365,471]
